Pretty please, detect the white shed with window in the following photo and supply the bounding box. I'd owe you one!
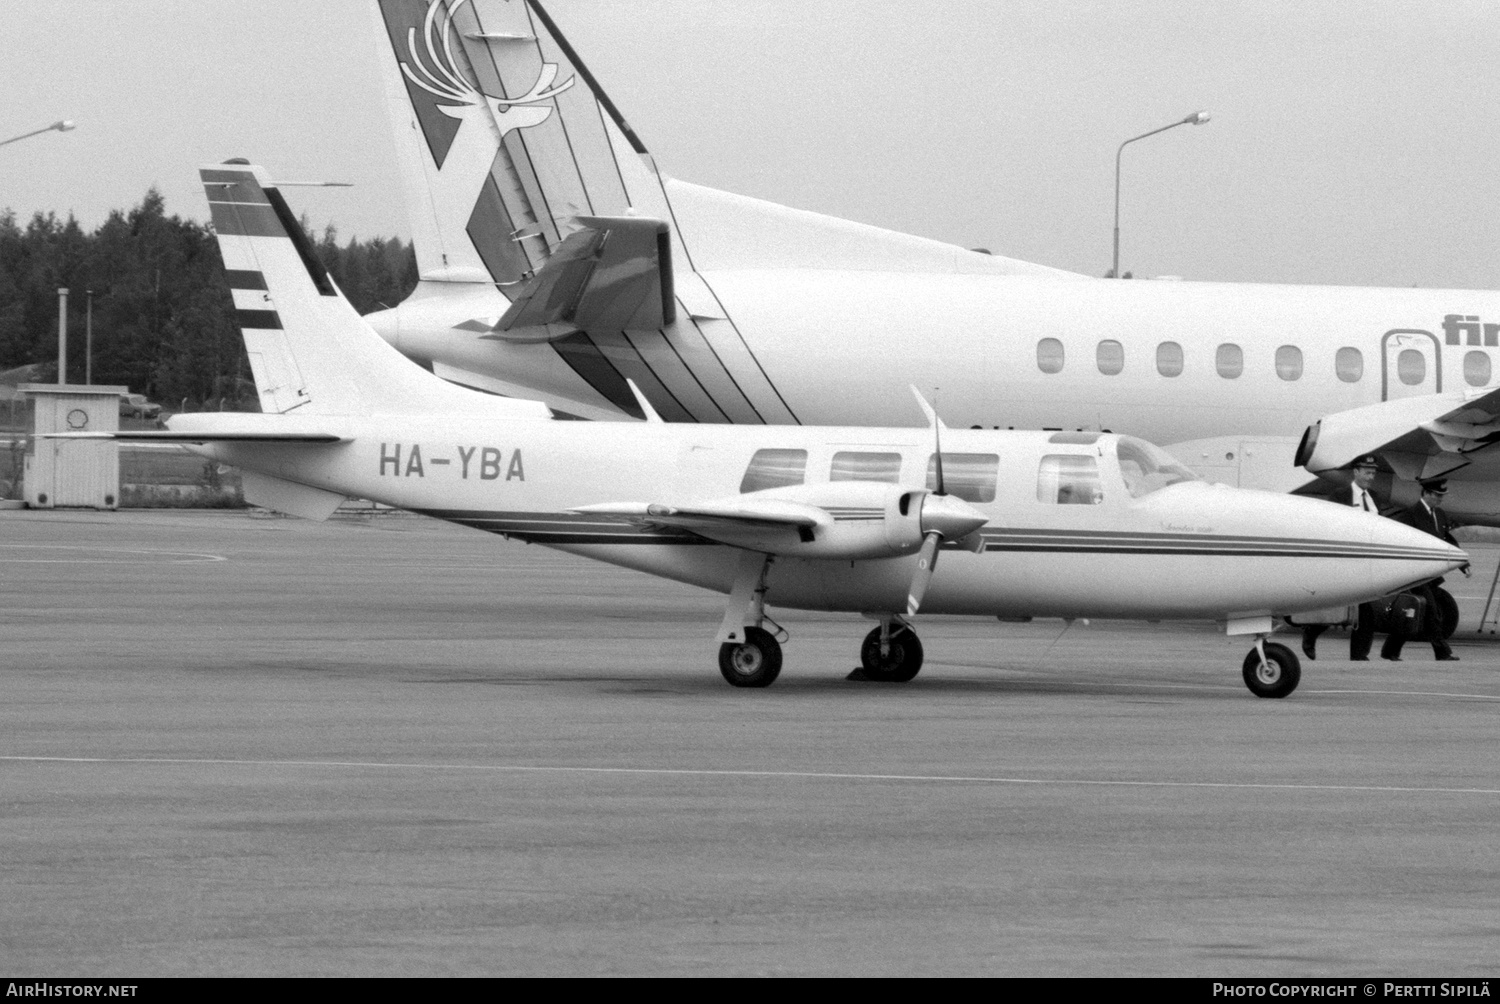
[19,383,127,509]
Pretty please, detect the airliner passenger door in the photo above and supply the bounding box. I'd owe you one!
[1381,329,1441,402]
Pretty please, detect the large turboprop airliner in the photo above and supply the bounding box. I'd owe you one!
[362,1,1500,524]
[62,162,1465,697]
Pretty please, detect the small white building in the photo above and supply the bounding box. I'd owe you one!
[19,383,128,509]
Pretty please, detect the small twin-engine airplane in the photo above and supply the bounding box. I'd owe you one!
[62,163,1467,697]
[362,0,1500,525]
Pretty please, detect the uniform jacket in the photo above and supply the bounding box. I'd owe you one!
[1392,501,1459,546]
[1330,483,1378,511]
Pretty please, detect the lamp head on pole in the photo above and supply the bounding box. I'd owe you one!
[1183,111,1210,125]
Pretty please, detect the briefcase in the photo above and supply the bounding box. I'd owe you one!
[1388,592,1427,637]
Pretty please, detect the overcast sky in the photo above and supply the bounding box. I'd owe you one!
[4,0,1500,288]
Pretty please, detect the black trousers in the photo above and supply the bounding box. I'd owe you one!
[1380,584,1452,660]
[1302,603,1375,660]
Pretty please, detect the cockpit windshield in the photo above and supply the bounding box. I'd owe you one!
[1115,436,1200,498]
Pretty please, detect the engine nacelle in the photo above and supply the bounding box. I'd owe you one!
[1297,393,1477,481]
[743,481,986,560]
[752,481,927,560]
[578,482,990,560]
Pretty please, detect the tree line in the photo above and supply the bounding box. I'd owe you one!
[0,188,418,410]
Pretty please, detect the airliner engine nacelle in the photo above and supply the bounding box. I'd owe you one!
[1296,393,1483,483]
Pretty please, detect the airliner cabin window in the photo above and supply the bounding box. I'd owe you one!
[1335,347,1363,383]
[925,453,999,503]
[1097,340,1124,375]
[1397,349,1425,386]
[739,448,808,493]
[1465,350,1491,387]
[1037,455,1102,504]
[1115,436,1199,498]
[1037,338,1065,374]
[830,451,903,483]
[1216,343,1243,378]
[1275,345,1303,381]
[1156,341,1183,377]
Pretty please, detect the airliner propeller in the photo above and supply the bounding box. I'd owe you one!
[906,388,988,615]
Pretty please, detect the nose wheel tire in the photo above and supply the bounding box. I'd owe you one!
[860,626,924,683]
[719,627,783,688]
[1241,642,1301,698]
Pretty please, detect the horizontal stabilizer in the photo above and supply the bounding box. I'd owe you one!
[498,216,675,332]
[45,430,345,444]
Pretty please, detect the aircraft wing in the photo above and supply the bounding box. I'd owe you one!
[571,499,826,533]
[495,216,675,336]
[1299,387,1500,481]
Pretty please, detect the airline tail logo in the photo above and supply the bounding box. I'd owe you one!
[392,0,574,270]
[399,0,573,135]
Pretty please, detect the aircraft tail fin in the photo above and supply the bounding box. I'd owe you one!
[370,0,668,290]
[203,160,547,419]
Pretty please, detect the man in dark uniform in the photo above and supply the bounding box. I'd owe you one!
[1302,455,1381,661]
[1381,480,1464,662]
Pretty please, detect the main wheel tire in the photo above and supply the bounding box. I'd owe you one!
[1434,586,1460,639]
[859,626,924,683]
[718,627,782,688]
[1241,642,1301,699]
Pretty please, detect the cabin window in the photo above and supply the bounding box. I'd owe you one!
[1216,343,1242,378]
[1096,340,1124,375]
[1397,349,1425,386]
[830,451,903,483]
[1275,345,1303,381]
[1465,350,1491,387]
[1155,341,1183,377]
[1037,338,1065,374]
[925,453,999,503]
[739,448,808,493]
[1037,455,1102,504]
[1115,436,1199,498]
[1335,347,1363,383]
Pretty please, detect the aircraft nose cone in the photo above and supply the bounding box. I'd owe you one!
[921,493,988,540]
[1365,513,1469,589]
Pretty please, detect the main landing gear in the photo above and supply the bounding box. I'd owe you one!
[856,618,924,683]
[716,552,931,688]
[718,626,783,688]
[1241,637,1301,698]
[716,551,784,688]
[717,620,927,688]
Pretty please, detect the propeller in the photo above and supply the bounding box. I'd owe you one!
[905,388,988,616]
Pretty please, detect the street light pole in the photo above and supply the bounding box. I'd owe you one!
[0,120,75,148]
[85,290,93,385]
[57,288,69,385]
[1112,111,1209,279]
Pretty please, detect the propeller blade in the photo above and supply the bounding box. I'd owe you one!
[932,390,945,495]
[906,531,942,616]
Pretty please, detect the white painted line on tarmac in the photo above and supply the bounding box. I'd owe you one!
[1308,688,1500,700]
[0,544,226,563]
[944,675,1500,701]
[4,755,1498,796]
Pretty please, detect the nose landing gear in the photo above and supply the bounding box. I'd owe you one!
[1242,637,1301,698]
